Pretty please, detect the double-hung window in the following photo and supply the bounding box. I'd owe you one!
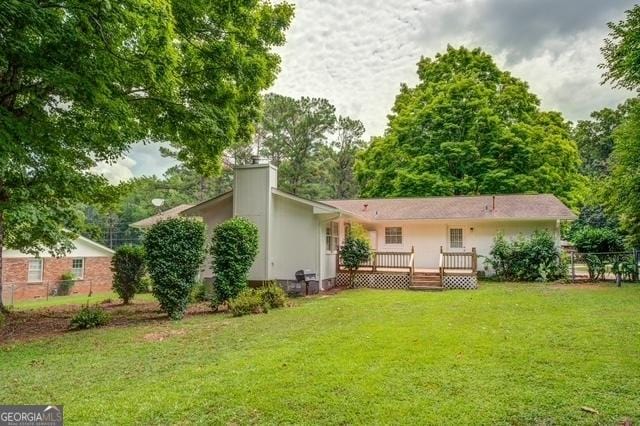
[385,227,402,245]
[325,221,339,253]
[72,258,85,279]
[28,259,43,283]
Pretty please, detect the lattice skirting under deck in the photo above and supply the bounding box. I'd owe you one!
[443,275,478,290]
[336,272,410,290]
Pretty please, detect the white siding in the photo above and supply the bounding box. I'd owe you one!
[233,164,277,281]
[366,219,559,272]
[2,236,113,259]
[270,195,320,281]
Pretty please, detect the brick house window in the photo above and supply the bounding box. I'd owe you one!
[28,259,43,283]
[449,228,463,249]
[72,258,85,279]
[385,227,402,245]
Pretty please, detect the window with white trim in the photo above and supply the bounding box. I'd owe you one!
[28,259,43,283]
[72,258,84,279]
[325,221,339,253]
[385,227,402,245]
[449,228,463,249]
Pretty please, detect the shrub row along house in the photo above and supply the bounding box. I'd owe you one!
[1,235,114,302]
[133,158,575,292]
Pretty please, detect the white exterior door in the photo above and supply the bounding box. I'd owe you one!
[368,231,378,250]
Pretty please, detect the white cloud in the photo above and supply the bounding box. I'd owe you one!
[94,142,178,183]
[121,0,635,176]
[93,156,136,184]
[271,0,635,137]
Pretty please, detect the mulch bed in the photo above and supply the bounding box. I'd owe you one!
[0,301,216,345]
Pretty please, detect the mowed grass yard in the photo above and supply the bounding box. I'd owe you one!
[1,283,639,425]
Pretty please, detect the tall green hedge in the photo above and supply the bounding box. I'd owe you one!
[111,245,146,304]
[144,218,206,320]
[210,217,259,303]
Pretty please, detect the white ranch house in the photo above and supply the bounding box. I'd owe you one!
[133,159,575,292]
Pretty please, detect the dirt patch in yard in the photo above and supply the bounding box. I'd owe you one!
[0,301,218,345]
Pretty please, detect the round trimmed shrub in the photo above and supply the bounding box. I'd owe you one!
[70,305,110,330]
[228,289,267,317]
[144,218,206,320]
[210,217,259,304]
[111,245,146,304]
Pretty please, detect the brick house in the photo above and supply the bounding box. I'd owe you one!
[1,235,115,303]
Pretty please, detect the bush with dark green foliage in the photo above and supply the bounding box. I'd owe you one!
[258,282,287,309]
[572,226,626,253]
[144,218,206,320]
[70,305,110,330]
[210,217,259,304]
[228,289,267,317]
[0,311,5,329]
[111,245,146,304]
[58,272,76,296]
[340,224,371,286]
[486,231,567,282]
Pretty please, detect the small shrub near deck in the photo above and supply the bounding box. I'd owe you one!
[258,282,287,309]
[486,231,567,282]
[70,305,110,330]
[340,223,371,287]
[112,245,146,304]
[228,289,267,317]
[144,218,206,320]
[210,217,259,304]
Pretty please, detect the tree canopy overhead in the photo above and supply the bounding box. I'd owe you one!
[0,0,292,247]
[0,0,293,308]
[355,46,584,206]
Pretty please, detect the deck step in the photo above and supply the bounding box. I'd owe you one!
[409,285,444,291]
[413,278,441,283]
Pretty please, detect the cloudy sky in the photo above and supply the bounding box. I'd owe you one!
[102,0,634,183]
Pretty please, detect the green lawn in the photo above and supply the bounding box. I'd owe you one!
[10,291,155,311]
[1,283,639,425]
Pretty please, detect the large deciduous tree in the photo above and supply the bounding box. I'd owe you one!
[355,46,584,206]
[600,4,640,247]
[573,99,638,177]
[0,1,293,309]
[601,4,640,90]
[607,104,640,247]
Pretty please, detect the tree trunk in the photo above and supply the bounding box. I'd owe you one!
[0,211,6,312]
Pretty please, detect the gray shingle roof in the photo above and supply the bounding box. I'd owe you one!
[322,194,576,221]
[129,204,194,228]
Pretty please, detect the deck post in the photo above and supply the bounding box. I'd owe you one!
[336,247,340,273]
[372,251,377,272]
[471,247,477,273]
[570,251,575,283]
